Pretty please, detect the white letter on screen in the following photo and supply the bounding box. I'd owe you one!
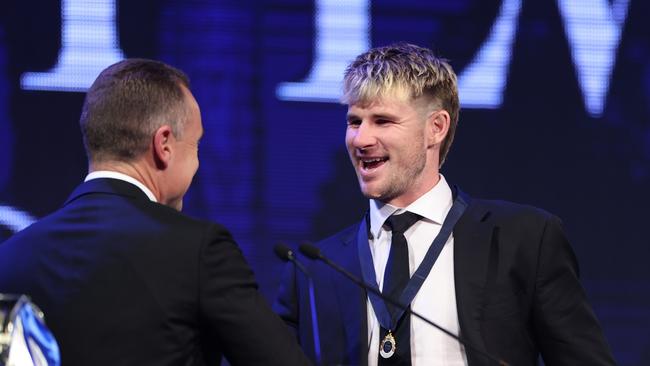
[276,0,370,102]
[557,0,630,117]
[458,0,522,109]
[21,0,125,92]
[0,205,36,233]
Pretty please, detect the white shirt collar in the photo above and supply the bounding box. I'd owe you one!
[368,174,453,239]
[84,171,158,202]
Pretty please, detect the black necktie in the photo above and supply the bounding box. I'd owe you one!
[379,211,421,366]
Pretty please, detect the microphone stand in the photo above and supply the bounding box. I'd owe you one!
[299,243,510,366]
[274,244,322,365]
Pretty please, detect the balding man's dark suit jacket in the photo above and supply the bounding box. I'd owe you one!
[274,196,616,366]
[0,178,311,366]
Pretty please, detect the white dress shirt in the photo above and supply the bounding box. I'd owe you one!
[366,175,468,366]
[85,171,158,202]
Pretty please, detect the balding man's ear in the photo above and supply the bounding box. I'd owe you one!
[427,110,450,148]
[153,125,173,169]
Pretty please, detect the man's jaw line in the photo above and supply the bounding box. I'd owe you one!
[357,166,441,208]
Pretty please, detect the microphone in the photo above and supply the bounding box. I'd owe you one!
[299,243,511,366]
[274,244,322,365]
[275,244,309,274]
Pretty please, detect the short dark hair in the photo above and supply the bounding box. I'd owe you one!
[80,58,191,163]
[343,43,459,166]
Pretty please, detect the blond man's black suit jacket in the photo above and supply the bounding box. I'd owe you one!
[274,193,616,366]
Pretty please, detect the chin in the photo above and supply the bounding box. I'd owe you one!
[359,185,383,200]
[166,197,184,211]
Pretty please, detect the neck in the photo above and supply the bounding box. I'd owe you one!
[89,160,161,201]
[386,173,441,208]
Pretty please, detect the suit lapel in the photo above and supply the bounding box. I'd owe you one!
[453,200,494,366]
[323,197,495,365]
[326,221,368,365]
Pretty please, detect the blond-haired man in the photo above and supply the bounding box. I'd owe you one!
[275,43,615,366]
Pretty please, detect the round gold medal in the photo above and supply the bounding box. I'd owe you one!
[379,331,396,358]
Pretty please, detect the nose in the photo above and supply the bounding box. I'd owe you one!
[349,121,376,149]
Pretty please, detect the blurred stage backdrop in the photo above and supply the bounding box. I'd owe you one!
[0,0,649,364]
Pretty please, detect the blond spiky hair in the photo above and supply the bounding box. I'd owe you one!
[342,43,460,166]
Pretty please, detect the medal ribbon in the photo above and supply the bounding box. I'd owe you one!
[357,187,469,331]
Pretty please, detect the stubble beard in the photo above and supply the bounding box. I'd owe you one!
[357,147,428,205]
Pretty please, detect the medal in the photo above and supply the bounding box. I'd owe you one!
[379,331,396,358]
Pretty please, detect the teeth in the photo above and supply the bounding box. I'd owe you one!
[362,158,384,163]
[361,157,387,170]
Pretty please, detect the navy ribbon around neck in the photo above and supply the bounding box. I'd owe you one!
[357,187,469,331]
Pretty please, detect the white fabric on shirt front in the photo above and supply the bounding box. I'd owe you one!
[366,175,468,366]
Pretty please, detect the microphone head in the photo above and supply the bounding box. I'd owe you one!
[299,242,322,260]
[274,243,294,262]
